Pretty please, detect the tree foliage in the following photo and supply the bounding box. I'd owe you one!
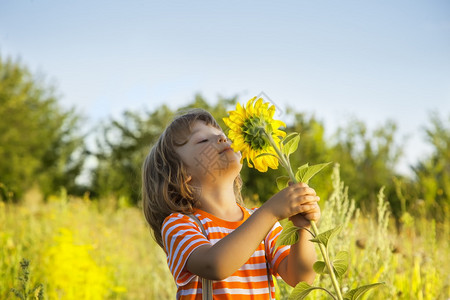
[0,55,85,200]
[329,119,403,216]
[91,105,174,203]
[412,112,450,221]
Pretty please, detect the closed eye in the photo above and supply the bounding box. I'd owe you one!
[198,139,208,143]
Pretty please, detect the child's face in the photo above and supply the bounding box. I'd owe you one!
[175,120,242,185]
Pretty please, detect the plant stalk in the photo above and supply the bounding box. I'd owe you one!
[265,132,344,300]
[310,221,343,300]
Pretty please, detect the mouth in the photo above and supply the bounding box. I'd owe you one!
[219,146,233,154]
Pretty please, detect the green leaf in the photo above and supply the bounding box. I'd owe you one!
[288,282,324,300]
[295,163,309,182]
[312,252,348,278]
[343,283,385,300]
[333,251,349,279]
[313,260,327,275]
[282,132,300,144]
[310,225,343,250]
[275,221,300,248]
[276,176,290,191]
[283,133,300,157]
[297,162,332,184]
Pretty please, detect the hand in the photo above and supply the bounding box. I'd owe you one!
[289,204,321,228]
[264,182,321,222]
[288,182,321,228]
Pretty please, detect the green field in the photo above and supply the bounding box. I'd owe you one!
[1,186,449,299]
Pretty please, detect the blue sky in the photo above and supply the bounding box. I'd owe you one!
[1,0,449,174]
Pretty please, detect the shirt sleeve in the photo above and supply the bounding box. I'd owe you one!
[265,221,290,276]
[161,213,211,286]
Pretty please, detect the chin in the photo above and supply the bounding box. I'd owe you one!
[229,156,243,172]
[219,160,242,178]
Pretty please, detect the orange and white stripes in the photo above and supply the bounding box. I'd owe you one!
[161,204,290,299]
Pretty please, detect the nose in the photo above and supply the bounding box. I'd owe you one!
[217,134,227,143]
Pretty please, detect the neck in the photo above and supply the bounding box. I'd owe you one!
[195,178,243,222]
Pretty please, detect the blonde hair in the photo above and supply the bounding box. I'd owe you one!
[142,108,243,248]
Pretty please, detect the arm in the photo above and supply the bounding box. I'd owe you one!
[277,225,317,286]
[277,183,321,286]
[186,183,320,281]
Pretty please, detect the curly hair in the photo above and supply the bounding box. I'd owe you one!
[142,108,243,248]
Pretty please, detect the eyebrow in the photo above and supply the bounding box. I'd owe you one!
[190,129,201,135]
[189,129,202,139]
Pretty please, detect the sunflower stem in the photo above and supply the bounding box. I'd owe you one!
[264,131,344,300]
[264,132,295,181]
[310,221,343,300]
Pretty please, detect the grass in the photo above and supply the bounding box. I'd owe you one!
[0,190,175,299]
[277,165,450,299]
[1,177,449,299]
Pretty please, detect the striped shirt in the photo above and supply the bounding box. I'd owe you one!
[161,204,290,299]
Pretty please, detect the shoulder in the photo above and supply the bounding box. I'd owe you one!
[162,213,196,232]
[161,212,209,239]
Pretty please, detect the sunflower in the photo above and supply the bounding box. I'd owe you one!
[223,97,286,172]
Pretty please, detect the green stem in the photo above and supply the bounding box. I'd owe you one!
[316,287,338,300]
[310,221,343,300]
[264,133,295,181]
[265,132,344,300]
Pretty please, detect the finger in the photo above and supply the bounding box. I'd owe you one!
[291,201,314,216]
[297,182,309,188]
[296,195,320,205]
[291,185,316,196]
[303,212,321,222]
[301,198,321,206]
[306,201,320,209]
[298,202,320,213]
[299,204,317,213]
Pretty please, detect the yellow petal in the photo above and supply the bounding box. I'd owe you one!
[233,137,245,150]
[268,105,276,118]
[255,159,268,172]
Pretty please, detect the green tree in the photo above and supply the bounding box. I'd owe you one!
[412,112,450,221]
[330,118,403,217]
[288,111,332,199]
[0,55,85,200]
[177,93,238,129]
[91,105,174,203]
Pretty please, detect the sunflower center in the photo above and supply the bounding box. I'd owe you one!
[241,116,273,150]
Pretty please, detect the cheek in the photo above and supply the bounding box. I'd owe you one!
[235,151,242,162]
